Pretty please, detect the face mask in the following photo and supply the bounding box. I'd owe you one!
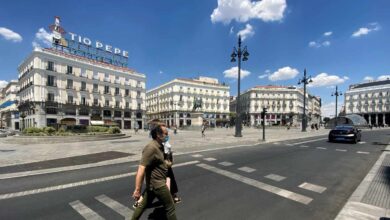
[163,135,170,143]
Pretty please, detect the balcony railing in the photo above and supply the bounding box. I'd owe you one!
[104,77,111,82]
[46,82,57,87]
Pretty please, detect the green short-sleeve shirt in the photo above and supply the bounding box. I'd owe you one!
[140,140,168,190]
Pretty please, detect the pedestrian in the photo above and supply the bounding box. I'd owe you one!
[131,123,177,220]
[201,123,206,138]
[134,123,139,134]
[315,123,318,130]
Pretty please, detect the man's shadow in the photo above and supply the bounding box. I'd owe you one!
[147,201,167,220]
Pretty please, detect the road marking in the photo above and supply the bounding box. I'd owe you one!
[299,145,309,148]
[204,157,217,161]
[264,174,286,182]
[316,147,327,150]
[299,182,327,193]
[238,166,256,173]
[358,142,366,144]
[0,161,199,200]
[336,149,347,152]
[219,161,234,166]
[95,194,133,218]
[357,151,370,154]
[69,200,104,220]
[197,163,312,205]
[273,142,280,145]
[291,138,328,146]
[191,154,203,158]
[285,144,294,146]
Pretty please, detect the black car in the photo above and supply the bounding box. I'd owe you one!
[328,125,362,144]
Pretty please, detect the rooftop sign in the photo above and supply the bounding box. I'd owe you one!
[49,16,128,67]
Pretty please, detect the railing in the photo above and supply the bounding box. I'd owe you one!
[46,82,57,87]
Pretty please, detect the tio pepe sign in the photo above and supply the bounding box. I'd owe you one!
[68,32,128,58]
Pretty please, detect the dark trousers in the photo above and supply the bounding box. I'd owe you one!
[168,167,178,195]
[131,185,177,220]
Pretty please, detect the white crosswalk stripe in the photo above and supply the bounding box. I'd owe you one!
[219,161,234,166]
[299,145,309,148]
[336,149,347,152]
[191,154,203,158]
[357,151,370,154]
[69,200,104,220]
[264,174,286,182]
[358,141,366,144]
[197,163,312,205]
[316,147,327,150]
[299,182,327,193]
[238,166,256,173]
[204,157,217,161]
[95,194,133,219]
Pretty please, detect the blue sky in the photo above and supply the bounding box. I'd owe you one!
[0,0,389,116]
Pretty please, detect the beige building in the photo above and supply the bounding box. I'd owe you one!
[239,85,321,126]
[345,79,390,125]
[17,48,146,129]
[0,80,20,130]
[146,77,230,127]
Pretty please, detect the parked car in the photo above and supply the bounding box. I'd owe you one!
[328,125,362,144]
[0,129,16,136]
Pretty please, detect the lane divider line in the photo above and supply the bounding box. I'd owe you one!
[69,200,105,220]
[299,182,327,194]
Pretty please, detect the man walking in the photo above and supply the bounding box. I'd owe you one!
[131,123,177,220]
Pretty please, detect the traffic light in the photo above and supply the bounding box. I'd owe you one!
[261,108,267,118]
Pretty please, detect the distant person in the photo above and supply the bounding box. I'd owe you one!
[201,123,206,138]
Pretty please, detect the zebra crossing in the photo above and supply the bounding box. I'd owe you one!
[69,152,334,219]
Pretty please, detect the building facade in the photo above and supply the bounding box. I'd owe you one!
[0,80,20,130]
[17,48,146,129]
[239,86,321,126]
[146,77,230,127]
[344,79,390,126]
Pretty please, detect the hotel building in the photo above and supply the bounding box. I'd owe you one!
[344,79,390,126]
[0,80,20,130]
[17,48,146,129]
[146,77,230,127]
[239,85,321,126]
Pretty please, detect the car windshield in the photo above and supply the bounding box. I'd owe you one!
[334,126,354,130]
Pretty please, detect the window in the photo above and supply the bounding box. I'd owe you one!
[180,95,183,101]
[137,91,141,97]
[93,98,98,106]
[47,75,56,87]
[125,89,129,96]
[81,97,86,105]
[47,93,55,101]
[67,65,73,74]
[81,81,86,91]
[115,101,120,108]
[138,103,141,110]
[125,102,129,108]
[104,85,110,94]
[93,84,98,92]
[105,100,110,107]
[68,95,73,103]
[47,61,54,71]
[67,79,73,89]
[115,87,120,95]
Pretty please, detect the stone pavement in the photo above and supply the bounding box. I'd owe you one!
[0,126,328,167]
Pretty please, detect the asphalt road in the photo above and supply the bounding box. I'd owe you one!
[0,129,388,220]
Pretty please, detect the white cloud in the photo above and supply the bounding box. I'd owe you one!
[159,70,163,74]
[322,41,331,47]
[0,27,22,42]
[308,73,348,87]
[309,41,320,48]
[237,24,254,40]
[321,102,343,118]
[268,66,299,81]
[363,76,374,82]
[229,26,234,34]
[258,74,268,79]
[211,0,287,24]
[377,75,390,81]
[323,31,332,36]
[352,23,380,38]
[223,66,251,79]
[32,28,53,48]
[0,80,8,89]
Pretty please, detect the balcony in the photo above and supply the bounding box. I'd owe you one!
[80,87,87,92]
[93,75,99,80]
[115,79,121,84]
[46,82,57,87]
[80,73,88,78]
[92,89,100,94]
[104,77,111,82]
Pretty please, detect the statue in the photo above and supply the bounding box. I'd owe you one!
[192,97,202,111]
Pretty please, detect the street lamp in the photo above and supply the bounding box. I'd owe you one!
[230,35,249,137]
[297,69,313,132]
[331,85,342,126]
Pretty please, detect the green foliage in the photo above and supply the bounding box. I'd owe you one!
[43,127,56,135]
[87,126,109,133]
[23,127,43,134]
[108,127,121,134]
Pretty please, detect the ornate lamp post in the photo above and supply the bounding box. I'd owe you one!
[230,35,249,137]
[331,85,342,126]
[298,69,313,132]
